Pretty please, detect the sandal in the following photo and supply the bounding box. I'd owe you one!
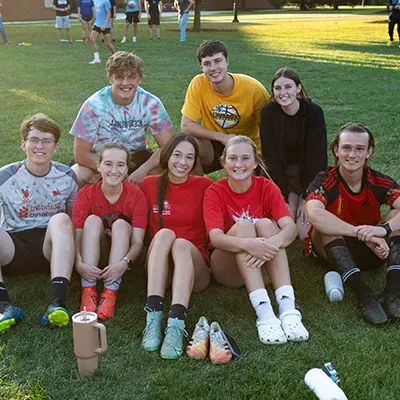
[256,318,287,345]
[279,309,309,342]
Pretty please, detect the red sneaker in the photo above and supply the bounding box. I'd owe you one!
[97,288,118,320]
[80,286,98,313]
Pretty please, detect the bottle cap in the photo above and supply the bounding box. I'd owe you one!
[329,288,344,303]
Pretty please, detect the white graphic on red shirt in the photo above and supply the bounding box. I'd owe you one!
[152,201,171,216]
[230,205,260,225]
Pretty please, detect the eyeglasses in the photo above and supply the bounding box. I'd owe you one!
[26,137,56,146]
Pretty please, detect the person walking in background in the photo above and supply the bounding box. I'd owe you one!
[73,142,147,320]
[260,67,327,240]
[77,0,94,43]
[388,0,400,46]
[89,0,116,64]
[140,134,212,360]
[0,2,8,44]
[110,0,117,42]
[174,0,194,42]
[145,0,162,40]
[121,0,141,43]
[53,0,73,44]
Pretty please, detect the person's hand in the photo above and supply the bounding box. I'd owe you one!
[245,255,266,269]
[244,237,279,263]
[366,237,389,260]
[100,261,129,284]
[218,133,236,145]
[127,168,147,185]
[355,225,386,241]
[76,261,102,282]
[101,24,106,30]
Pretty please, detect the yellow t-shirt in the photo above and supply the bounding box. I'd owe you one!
[181,73,269,152]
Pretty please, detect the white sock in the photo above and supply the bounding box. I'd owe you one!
[93,52,100,61]
[249,288,276,321]
[275,285,295,315]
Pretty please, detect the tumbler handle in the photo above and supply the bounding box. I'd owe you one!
[93,322,107,354]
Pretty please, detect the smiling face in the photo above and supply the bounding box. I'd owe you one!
[109,69,142,106]
[167,141,196,184]
[334,130,373,174]
[200,52,229,86]
[272,76,301,110]
[222,142,258,182]
[21,128,58,170]
[98,147,129,187]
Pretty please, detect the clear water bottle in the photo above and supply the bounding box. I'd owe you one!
[304,368,347,400]
[324,271,344,303]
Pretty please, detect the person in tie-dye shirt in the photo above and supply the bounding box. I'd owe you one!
[70,51,173,187]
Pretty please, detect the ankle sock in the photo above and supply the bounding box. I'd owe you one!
[275,285,295,315]
[0,282,10,303]
[168,303,187,321]
[249,288,276,321]
[105,279,121,291]
[146,295,164,312]
[81,278,96,288]
[49,277,69,308]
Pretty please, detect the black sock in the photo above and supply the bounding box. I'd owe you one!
[168,303,187,321]
[49,277,69,308]
[324,239,373,300]
[385,270,400,294]
[0,282,10,303]
[146,295,164,312]
[385,236,400,294]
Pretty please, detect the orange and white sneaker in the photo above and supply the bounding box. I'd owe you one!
[186,316,210,359]
[97,288,118,320]
[80,286,98,313]
[209,322,232,364]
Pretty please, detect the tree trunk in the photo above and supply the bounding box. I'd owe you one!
[193,0,201,32]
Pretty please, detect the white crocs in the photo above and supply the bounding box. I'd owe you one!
[256,318,287,345]
[279,309,309,342]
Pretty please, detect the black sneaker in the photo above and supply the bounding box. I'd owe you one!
[358,294,388,325]
[380,292,400,319]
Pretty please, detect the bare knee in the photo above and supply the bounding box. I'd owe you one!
[71,164,97,188]
[231,220,256,237]
[153,228,176,244]
[83,214,103,231]
[49,213,73,233]
[255,218,279,238]
[171,238,191,253]
[111,218,131,234]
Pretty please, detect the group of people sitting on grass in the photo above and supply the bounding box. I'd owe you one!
[1,39,399,363]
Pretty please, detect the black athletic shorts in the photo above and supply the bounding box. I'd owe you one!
[126,11,140,24]
[2,229,50,276]
[93,25,110,34]
[148,13,160,26]
[81,14,92,22]
[311,236,385,271]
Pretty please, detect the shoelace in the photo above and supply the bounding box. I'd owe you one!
[210,330,229,351]
[164,325,188,349]
[142,307,160,337]
[191,324,209,345]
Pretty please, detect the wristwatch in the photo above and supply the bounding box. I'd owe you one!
[121,256,131,268]
[378,222,392,236]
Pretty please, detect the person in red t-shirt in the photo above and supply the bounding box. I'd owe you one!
[72,142,147,320]
[204,135,309,345]
[140,133,212,360]
[305,123,400,325]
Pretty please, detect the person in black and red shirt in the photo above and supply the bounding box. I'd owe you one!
[305,123,400,325]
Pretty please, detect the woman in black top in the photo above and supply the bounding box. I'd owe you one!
[260,67,327,240]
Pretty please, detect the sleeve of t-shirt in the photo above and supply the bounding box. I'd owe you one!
[203,184,225,233]
[69,101,99,144]
[147,95,173,136]
[265,180,291,222]
[72,189,92,229]
[304,169,334,206]
[181,76,203,122]
[129,187,148,229]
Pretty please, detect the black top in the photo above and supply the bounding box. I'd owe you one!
[53,0,69,16]
[260,98,327,201]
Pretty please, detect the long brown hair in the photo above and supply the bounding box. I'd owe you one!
[157,133,199,228]
[270,67,309,102]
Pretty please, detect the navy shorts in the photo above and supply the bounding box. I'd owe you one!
[93,25,111,34]
[126,11,140,24]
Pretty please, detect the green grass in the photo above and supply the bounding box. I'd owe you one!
[0,8,400,400]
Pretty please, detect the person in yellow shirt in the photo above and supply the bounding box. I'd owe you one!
[181,40,269,174]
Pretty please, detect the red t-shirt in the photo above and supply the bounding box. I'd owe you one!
[305,166,400,226]
[140,175,213,261]
[203,176,291,234]
[72,181,148,235]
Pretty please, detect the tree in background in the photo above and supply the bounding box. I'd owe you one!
[193,0,201,31]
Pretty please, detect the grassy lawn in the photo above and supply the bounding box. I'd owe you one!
[1,8,400,400]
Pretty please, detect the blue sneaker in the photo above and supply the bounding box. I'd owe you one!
[160,318,188,360]
[41,304,69,327]
[142,307,164,351]
[0,302,24,333]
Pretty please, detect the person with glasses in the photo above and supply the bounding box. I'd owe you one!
[0,113,78,333]
[70,51,173,188]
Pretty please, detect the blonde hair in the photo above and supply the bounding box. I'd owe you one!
[106,51,144,80]
[220,135,269,177]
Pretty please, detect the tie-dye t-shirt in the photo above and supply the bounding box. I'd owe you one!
[0,161,78,233]
[69,86,172,153]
